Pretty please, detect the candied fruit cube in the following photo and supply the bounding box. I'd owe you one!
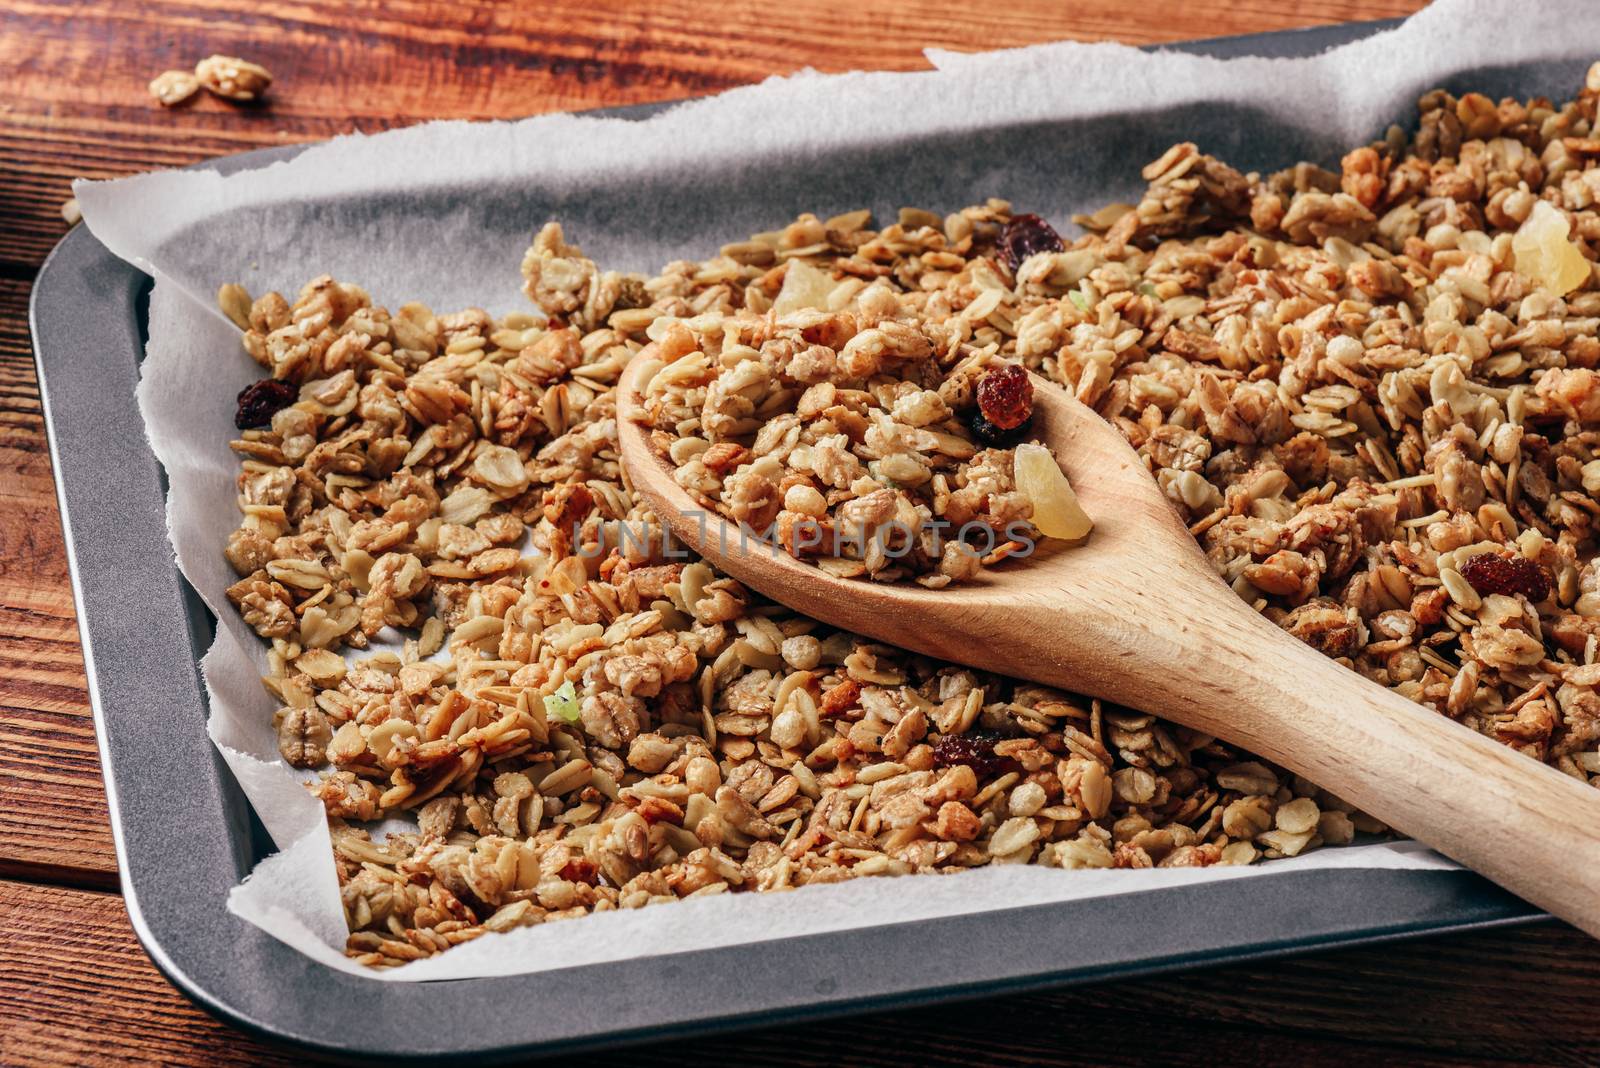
[1014,442,1093,541]
[1513,200,1591,297]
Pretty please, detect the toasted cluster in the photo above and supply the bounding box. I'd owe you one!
[149,54,271,108]
[630,288,1073,586]
[221,65,1600,968]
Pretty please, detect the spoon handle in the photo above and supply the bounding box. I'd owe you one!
[1031,598,1600,937]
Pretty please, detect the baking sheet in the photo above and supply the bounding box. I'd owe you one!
[72,0,1596,981]
[34,210,1539,1060]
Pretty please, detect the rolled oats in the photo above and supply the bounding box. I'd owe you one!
[220,67,1600,967]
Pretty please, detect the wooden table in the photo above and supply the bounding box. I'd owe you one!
[5,1,1600,1064]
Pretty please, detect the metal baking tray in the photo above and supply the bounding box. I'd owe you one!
[31,18,1545,1063]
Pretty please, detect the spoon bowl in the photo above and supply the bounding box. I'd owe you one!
[617,353,1600,938]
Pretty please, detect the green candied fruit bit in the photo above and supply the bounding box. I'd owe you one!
[544,680,580,723]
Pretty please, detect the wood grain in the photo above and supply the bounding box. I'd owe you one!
[0,880,304,1068]
[0,278,116,887]
[3,877,1598,1067]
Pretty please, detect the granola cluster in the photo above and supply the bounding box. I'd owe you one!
[221,65,1600,967]
[629,272,1092,586]
[149,54,271,108]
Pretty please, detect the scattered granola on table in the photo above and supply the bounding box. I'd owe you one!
[149,69,201,108]
[222,65,1600,967]
[194,54,272,102]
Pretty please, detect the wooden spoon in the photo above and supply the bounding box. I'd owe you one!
[617,358,1600,937]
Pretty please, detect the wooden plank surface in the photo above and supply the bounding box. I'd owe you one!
[14,0,1600,1065]
[0,277,116,887]
[3,878,1598,1067]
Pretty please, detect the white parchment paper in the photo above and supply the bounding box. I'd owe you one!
[74,0,1595,980]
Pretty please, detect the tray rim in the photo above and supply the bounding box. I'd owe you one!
[27,15,1553,1063]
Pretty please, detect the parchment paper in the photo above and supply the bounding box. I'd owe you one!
[74,0,1595,980]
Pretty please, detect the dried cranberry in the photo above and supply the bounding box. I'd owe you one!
[558,857,600,886]
[976,364,1034,431]
[1459,552,1551,602]
[931,730,1012,778]
[997,213,1065,272]
[234,378,297,429]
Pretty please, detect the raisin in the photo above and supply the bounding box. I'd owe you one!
[234,378,297,429]
[931,730,1013,778]
[975,364,1034,431]
[969,411,1026,447]
[997,213,1065,272]
[1459,552,1551,602]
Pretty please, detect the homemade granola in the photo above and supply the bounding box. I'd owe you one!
[150,55,271,108]
[194,54,272,102]
[149,69,201,108]
[629,274,1091,585]
[222,66,1600,967]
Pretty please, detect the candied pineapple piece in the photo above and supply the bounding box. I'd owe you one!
[1513,200,1591,296]
[1014,443,1093,541]
[772,258,833,314]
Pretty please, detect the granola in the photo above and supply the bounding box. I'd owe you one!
[194,54,272,102]
[149,69,201,108]
[628,263,1090,585]
[220,65,1600,967]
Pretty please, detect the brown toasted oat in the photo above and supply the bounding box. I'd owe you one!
[195,54,272,102]
[218,283,253,331]
[221,63,1600,967]
[149,69,201,107]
